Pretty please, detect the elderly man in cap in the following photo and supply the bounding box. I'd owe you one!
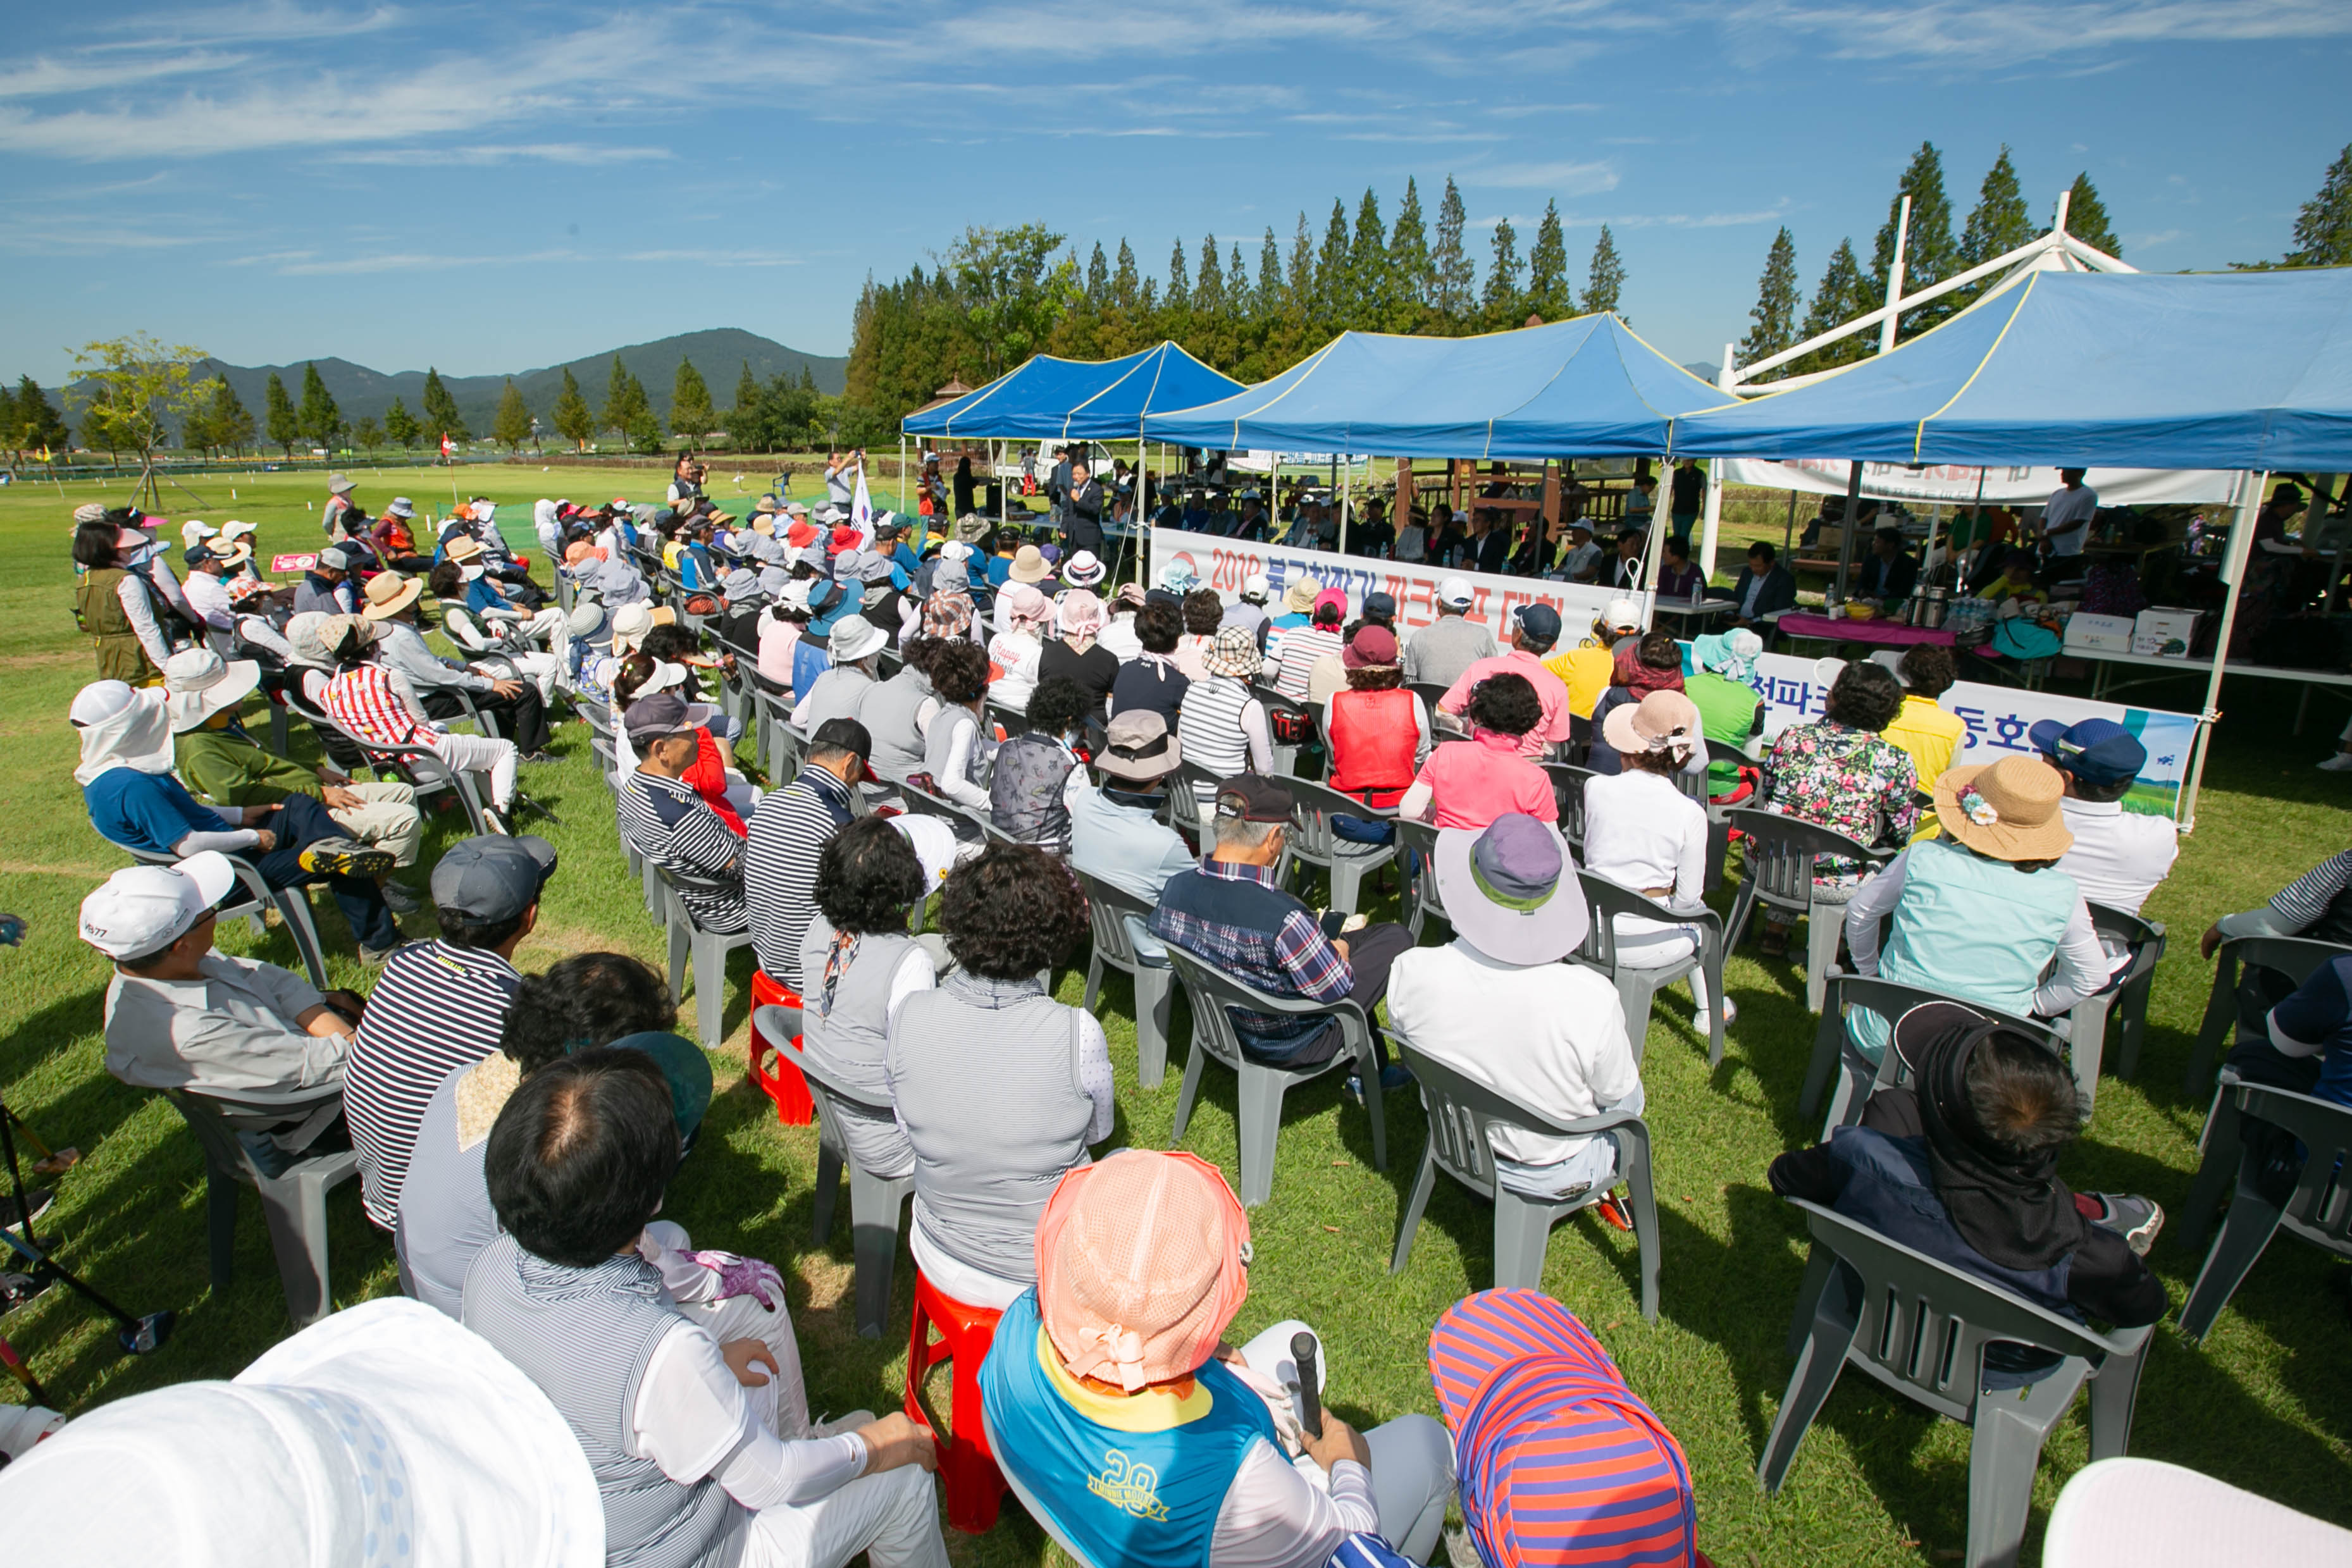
[1392,812,1645,1206]
[178,538,259,634]
[1543,597,1645,720]
[981,1151,1455,1568]
[745,718,871,991]
[360,570,555,761]
[445,534,571,667]
[84,850,366,1113]
[165,648,424,910]
[1070,710,1194,965]
[620,691,750,938]
[1552,519,1602,584]
[1149,775,1418,1096]
[75,677,406,963]
[347,835,557,1233]
[1401,576,1502,691]
[1438,603,1574,759]
[2034,717,2177,918]
[295,545,359,618]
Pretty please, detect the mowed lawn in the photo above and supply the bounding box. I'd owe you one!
[1,461,2348,1566]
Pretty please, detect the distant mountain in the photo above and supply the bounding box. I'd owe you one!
[1681,361,1721,385]
[154,329,845,440]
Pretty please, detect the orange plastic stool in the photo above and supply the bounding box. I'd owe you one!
[747,971,812,1125]
[904,1272,1007,1534]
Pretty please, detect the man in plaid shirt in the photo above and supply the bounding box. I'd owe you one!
[1149,774,1414,1090]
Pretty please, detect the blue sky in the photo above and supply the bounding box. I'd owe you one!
[5,1,2349,388]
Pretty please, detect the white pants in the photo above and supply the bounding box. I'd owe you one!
[1239,1321,1456,1564]
[428,729,517,814]
[740,1459,945,1568]
[326,780,423,867]
[1611,915,1714,1013]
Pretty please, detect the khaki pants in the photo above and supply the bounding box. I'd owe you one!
[326,781,423,867]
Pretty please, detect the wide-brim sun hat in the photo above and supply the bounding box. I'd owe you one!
[1600,689,1702,760]
[1204,625,1263,679]
[1933,755,2074,863]
[1008,545,1053,584]
[1433,814,1588,966]
[445,535,485,564]
[162,648,262,734]
[359,571,423,621]
[1058,588,1106,639]
[1094,710,1182,782]
[1282,579,1318,614]
[1034,1150,1251,1392]
[827,614,889,664]
[1061,550,1105,588]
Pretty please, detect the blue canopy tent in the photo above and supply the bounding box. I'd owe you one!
[900,342,1244,440]
[1668,266,2352,827]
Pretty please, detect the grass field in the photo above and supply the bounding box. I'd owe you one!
[2,464,2348,1565]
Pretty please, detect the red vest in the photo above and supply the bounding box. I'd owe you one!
[1328,688,1420,808]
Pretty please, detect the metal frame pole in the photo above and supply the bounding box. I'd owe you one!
[1833,459,1864,601]
[2178,469,2267,832]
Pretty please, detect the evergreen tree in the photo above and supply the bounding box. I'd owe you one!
[1347,188,1390,331]
[1959,145,2034,268]
[1387,176,1432,322]
[1583,225,1626,319]
[421,367,468,442]
[1431,176,1475,324]
[14,375,68,455]
[1191,235,1232,367]
[384,396,421,450]
[263,371,297,455]
[1111,240,1139,308]
[1482,217,1521,324]
[551,367,593,450]
[669,357,715,448]
[1315,199,1351,324]
[202,376,254,455]
[2286,143,2352,267]
[0,382,16,464]
[1794,238,1872,374]
[178,380,217,454]
[1738,226,1802,367]
[1256,226,1284,317]
[721,361,770,452]
[1287,213,1315,314]
[492,378,535,452]
[1871,142,1958,339]
[1084,242,1110,304]
[2065,173,2122,258]
[1165,237,1191,313]
[1526,200,1570,322]
[350,416,383,453]
[599,355,643,440]
[1194,235,1225,318]
[296,361,342,450]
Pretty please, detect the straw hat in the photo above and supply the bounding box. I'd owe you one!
[1282,579,1318,615]
[161,648,261,734]
[445,534,485,564]
[360,571,423,620]
[1932,755,2074,863]
[1034,1151,1251,1392]
[1008,545,1053,584]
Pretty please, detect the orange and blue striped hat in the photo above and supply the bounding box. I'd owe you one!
[1428,1289,1700,1568]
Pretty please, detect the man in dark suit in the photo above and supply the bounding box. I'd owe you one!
[1855,526,1920,602]
[1061,459,1105,555]
[1473,509,1513,576]
[1607,527,1646,591]
[1712,540,1798,628]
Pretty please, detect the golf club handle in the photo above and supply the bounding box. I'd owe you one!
[1291,1332,1323,1440]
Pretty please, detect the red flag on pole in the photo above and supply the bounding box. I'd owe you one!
[440,433,455,458]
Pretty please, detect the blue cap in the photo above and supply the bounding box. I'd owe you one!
[1511,602,1563,645]
[1364,591,1397,618]
[2029,717,2145,784]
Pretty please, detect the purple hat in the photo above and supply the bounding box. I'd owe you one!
[1433,813,1587,965]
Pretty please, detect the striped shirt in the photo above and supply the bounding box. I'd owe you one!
[346,940,521,1229]
[2272,850,2352,932]
[1177,674,1265,808]
[325,662,427,748]
[744,765,854,987]
[1273,624,1344,702]
[618,770,747,934]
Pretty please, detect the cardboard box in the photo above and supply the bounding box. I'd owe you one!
[2064,613,2136,654]
[2131,608,2201,659]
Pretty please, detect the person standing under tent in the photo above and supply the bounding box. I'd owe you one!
[2041,468,2098,562]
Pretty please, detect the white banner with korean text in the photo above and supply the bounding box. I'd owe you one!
[1745,650,2197,821]
[1716,458,2237,509]
[1149,527,1645,647]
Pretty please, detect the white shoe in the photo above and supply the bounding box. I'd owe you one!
[2319,752,2352,772]
[1693,998,1738,1034]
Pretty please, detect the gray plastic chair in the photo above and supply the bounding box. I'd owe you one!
[986,698,1031,743]
[1394,818,1449,941]
[2178,1081,2352,1342]
[982,1407,1110,1568]
[2084,903,2165,1082]
[161,1083,359,1328]
[285,689,502,837]
[1802,972,2070,1139]
[1073,870,1175,1089]
[1387,1037,1658,1321]
[652,865,757,1047]
[1282,777,1398,917]
[1162,948,1387,1206]
[2184,934,2352,1095]
[1408,681,1458,736]
[896,775,989,839]
[1167,760,1217,844]
[1723,806,1886,1012]
[754,1004,911,1340]
[1248,682,1313,777]
[1541,762,1594,852]
[1568,870,1726,1067]
[1761,1197,2152,1568]
[120,845,330,992]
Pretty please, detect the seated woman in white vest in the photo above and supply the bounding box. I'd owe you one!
[979,1150,1456,1568]
[1843,754,2110,1065]
[800,816,950,1182]
[884,841,1111,1309]
[463,1051,948,1568]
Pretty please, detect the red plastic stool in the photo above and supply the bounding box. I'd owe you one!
[904,1271,1006,1534]
[747,972,812,1126]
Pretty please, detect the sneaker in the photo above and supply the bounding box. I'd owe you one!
[2320,752,2352,773]
[1693,997,1739,1034]
[1343,1063,1417,1104]
[358,942,401,966]
[0,1187,55,1231]
[2089,1193,2164,1256]
[297,839,396,880]
[519,751,559,765]
[379,881,424,916]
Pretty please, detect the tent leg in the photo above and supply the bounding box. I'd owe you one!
[1832,460,1863,602]
[1697,462,1725,582]
[2179,470,2265,832]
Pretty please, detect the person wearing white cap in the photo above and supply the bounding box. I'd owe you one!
[791,611,889,736]
[165,647,425,901]
[1542,596,1645,719]
[1222,571,1273,642]
[80,851,367,1105]
[1389,813,1643,1203]
[1400,575,1501,690]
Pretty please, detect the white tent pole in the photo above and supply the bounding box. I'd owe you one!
[2179,469,2267,832]
[898,436,906,517]
[1832,459,1864,601]
[1879,194,1911,355]
[1698,338,1735,581]
[1339,450,1352,558]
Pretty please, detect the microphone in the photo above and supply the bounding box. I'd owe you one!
[1291,1331,1323,1440]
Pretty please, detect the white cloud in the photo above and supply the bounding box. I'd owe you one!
[1725,0,2352,63]
[0,50,252,99]
[1462,160,1620,194]
[326,144,674,166]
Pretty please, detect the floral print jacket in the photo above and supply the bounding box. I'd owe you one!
[1759,719,1919,875]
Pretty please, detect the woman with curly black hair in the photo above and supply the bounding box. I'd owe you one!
[800,816,934,1180]
[1754,659,1919,955]
[884,842,1111,1309]
[919,636,997,817]
[1397,670,1558,829]
[989,676,1090,851]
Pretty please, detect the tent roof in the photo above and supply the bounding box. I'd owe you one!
[1139,314,1724,458]
[1669,266,2352,470]
[901,343,1245,439]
